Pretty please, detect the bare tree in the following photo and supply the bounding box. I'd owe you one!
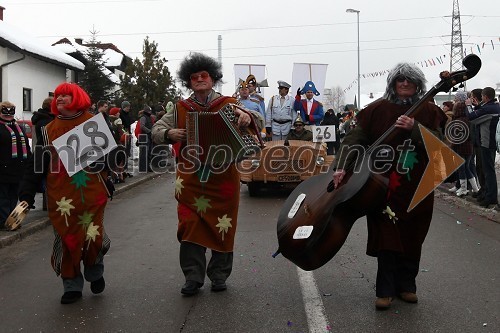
[324,86,345,112]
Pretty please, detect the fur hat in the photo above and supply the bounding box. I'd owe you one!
[109,107,120,116]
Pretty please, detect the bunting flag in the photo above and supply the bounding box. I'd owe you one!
[343,36,499,93]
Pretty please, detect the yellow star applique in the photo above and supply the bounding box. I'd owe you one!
[192,195,212,214]
[56,197,75,227]
[85,222,100,249]
[216,214,232,240]
[382,205,398,223]
[175,176,184,197]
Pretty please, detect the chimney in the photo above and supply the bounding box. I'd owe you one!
[0,6,5,21]
[75,38,83,45]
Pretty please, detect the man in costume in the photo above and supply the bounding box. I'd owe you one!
[152,53,261,296]
[294,80,324,126]
[19,83,112,304]
[246,74,266,114]
[238,80,265,119]
[265,80,296,141]
[286,116,313,141]
[332,63,446,310]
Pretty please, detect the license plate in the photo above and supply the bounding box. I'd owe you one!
[277,174,301,182]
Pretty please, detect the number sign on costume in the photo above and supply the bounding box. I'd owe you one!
[52,112,117,176]
[311,125,336,143]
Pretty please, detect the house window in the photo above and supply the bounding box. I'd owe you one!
[23,88,32,112]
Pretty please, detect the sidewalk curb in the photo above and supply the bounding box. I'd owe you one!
[435,185,499,224]
[0,173,160,249]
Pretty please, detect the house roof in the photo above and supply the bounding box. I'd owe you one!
[52,38,127,84]
[0,20,84,71]
[52,38,129,68]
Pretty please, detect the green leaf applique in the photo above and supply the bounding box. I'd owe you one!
[192,195,212,214]
[70,171,91,203]
[398,150,418,181]
[78,211,94,230]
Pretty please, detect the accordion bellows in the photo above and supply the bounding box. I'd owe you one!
[186,103,264,165]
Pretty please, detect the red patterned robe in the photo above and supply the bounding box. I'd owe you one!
[174,95,241,252]
[44,111,111,278]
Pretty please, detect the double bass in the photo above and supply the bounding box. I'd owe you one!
[274,54,482,271]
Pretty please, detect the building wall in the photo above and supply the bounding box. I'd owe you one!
[1,49,70,120]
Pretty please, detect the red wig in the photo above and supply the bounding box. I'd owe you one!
[51,82,91,115]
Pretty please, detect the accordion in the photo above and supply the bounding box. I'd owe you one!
[186,103,264,165]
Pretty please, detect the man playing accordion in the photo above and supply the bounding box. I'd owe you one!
[152,52,262,296]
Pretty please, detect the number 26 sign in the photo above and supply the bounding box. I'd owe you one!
[52,112,117,176]
[311,125,336,143]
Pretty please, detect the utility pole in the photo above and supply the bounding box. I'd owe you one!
[217,35,222,93]
[449,0,465,91]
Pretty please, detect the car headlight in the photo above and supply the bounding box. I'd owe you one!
[316,156,325,166]
[251,159,260,168]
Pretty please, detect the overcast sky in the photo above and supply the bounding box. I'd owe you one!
[3,0,499,104]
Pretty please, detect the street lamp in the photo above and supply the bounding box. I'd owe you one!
[346,8,360,109]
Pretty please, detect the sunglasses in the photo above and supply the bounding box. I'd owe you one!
[279,87,289,90]
[1,106,16,115]
[395,75,413,83]
[190,71,210,81]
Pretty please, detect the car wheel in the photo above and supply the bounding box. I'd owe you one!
[247,182,260,197]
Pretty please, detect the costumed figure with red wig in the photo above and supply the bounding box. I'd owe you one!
[19,83,113,304]
[294,80,324,126]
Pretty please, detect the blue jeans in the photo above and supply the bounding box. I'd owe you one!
[480,147,498,203]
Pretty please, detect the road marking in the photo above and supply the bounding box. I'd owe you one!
[297,267,331,332]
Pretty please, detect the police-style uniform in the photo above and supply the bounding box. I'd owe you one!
[265,80,296,141]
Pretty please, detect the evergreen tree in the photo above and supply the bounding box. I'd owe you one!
[119,36,179,118]
[78,29,116,103]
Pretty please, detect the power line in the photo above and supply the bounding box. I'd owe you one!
[4,0,161,4]
[37,16,451,38]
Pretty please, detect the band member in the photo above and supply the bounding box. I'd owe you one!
[332,63,446,310]
[265,80,296,141]
[246,74,266,115]
[152,53,260,296]
[19,83,112,304]
[294,81,324,126]
[238,81,265,119]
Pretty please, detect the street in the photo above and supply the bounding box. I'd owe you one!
[0,172,499,333]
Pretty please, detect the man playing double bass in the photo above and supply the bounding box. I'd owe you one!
[332,63,446,310]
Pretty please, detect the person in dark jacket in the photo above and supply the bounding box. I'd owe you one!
[321,108,340,155]
[138,105,154,172]
[119,101,133,178]
[467,87,500,207]
[0,101,31,230]
[451,91,480,197]
[31,97,54,147]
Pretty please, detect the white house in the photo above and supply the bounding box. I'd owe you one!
[0,6,84,121]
